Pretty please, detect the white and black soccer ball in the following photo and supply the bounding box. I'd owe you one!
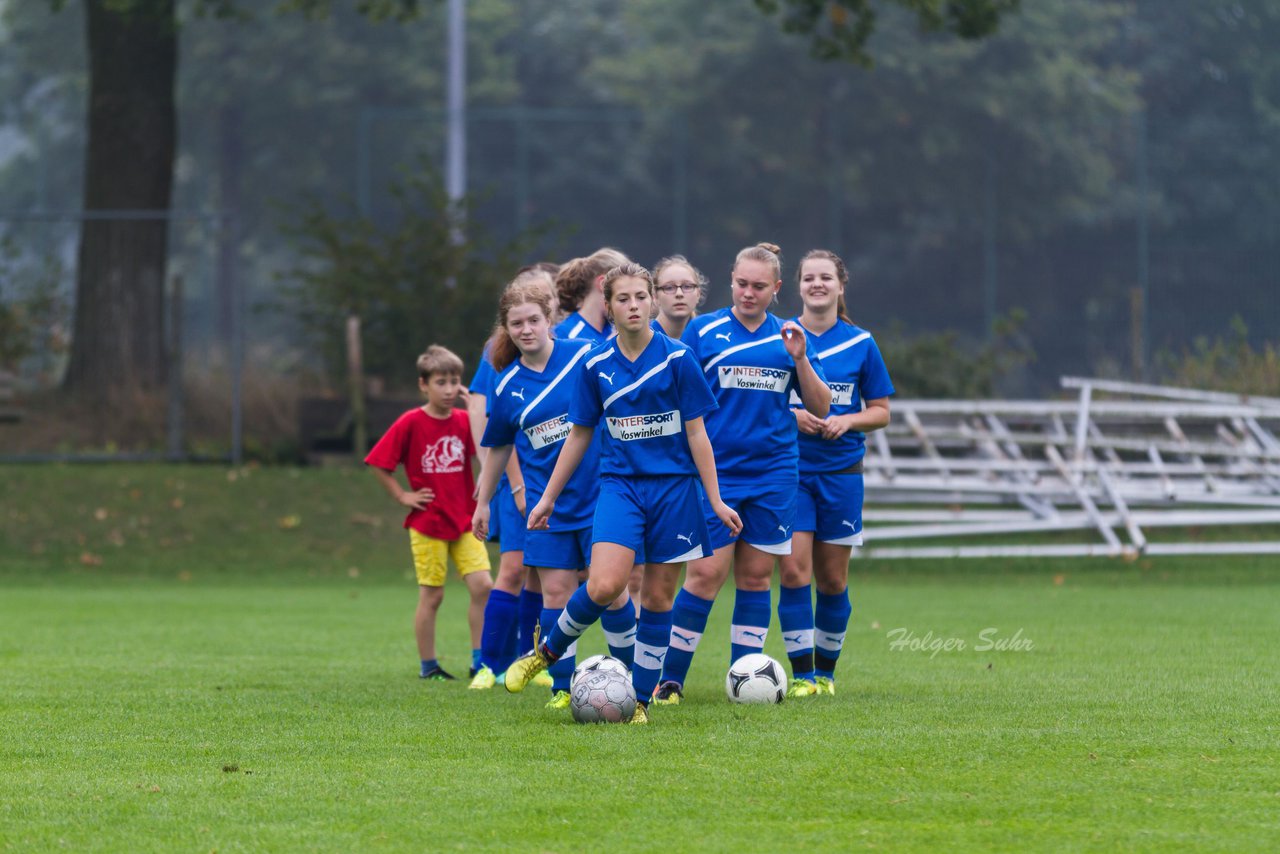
[725,653,786,704]
[571,654,629,691]
[570,670,637,724]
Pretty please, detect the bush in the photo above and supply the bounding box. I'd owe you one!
[1154,317,1280,396]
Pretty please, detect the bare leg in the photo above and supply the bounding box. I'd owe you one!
[415,585,444,661]
[463,571,493,651]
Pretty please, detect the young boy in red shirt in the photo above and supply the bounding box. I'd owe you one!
[365,345,494,680]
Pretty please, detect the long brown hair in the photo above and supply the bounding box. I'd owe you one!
[797,249,853,325]
[555,247,629,315]
[486,279,555,372]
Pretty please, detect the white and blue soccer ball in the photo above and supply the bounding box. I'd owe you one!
[571,654,629,690]
[725,653,786,704]
[570,670,637,724]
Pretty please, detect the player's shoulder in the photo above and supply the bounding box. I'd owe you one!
[492,360,523,397]
[450,407,472,430]
[582,337,620,369]
[686,308,730,339]
[553,312,586,339]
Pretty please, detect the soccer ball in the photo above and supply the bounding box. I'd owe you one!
[570,670,637,723]
[725,653,786,704]
[571,654,629,690]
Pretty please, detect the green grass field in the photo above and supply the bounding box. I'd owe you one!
[2,466,1278,851]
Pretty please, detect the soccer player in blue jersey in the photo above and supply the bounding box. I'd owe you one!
[650,255,707,339]
[467,267,558,690]
[553,248,628,343]
[471,280,638,710]
[504,263,742,724]
[780,250,893,695]
[655,242,832,703]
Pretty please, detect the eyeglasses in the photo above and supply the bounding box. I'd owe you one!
[656,283,700,294]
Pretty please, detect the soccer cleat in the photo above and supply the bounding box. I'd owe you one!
[652,681,683,706]
[420,665,457,681]
[504,646,551,693]
[628,702,650,725]
[815,676,836,696]
[532,670,554,689]
[545,690,571,710]
[786,679,818,699]
[467,665,496,690]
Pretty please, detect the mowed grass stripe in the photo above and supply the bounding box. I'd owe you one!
[3,567,1278,852]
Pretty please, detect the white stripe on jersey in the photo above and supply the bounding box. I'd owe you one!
[586,348,615,369]
[697,315,732,337]
[702,334,783,373]
[518,342,591,429]
[817,331,871,361]
[566,320,586,338]
[602,348,687,409]
[494,365,521,396]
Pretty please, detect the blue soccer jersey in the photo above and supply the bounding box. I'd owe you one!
[682,308,827,481]
[482,340,601,530]
[469,346,497,412]
[554,311,613,344]
[569,332,717,477]
[790,319,895,473]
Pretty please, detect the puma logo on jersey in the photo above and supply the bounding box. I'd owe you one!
[676,531,694,545]
[778,524,791,536]
[714,332,732,342]
[841,520,858,531]
[598,371,616,385]
[510,388,525,401]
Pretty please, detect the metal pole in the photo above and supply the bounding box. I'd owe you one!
[445,0,467,243]
[983,146,998,341]
[672,112,688,254]
[1135,108,1150,379]
[228,214,243,466]
[357,107,373,217]
[166,274,184,461]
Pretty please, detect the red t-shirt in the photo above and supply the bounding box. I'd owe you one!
[364,407,478,540]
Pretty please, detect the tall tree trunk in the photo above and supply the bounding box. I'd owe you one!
[64,0,177,396]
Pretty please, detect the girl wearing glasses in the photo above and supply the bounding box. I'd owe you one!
[651,255,708,340]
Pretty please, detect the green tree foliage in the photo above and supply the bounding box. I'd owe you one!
[277,171,550,389]
[753,0,1019,63]
[1154,318,1280,397]
[878,310,1033,397]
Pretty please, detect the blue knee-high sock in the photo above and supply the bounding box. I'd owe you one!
[814,587,853,680]
[502,608,519,669]
[778,584,816,681]
[730,588,772,664]
[519,588,543,653]
[545,586,608,660]
[480,589,519,673]
[600,603,638,669]
[541,605,576,693]
[661,589,714,688]
[632,607,672,704]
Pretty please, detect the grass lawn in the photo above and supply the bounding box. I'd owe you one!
[2,465,1278,851]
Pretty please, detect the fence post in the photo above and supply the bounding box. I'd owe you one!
[166,274,184,461]
[346,314,367,462]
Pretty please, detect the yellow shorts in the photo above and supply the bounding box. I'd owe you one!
[409,529,491,587]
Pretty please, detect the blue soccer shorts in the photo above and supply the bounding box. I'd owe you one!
[524,526,592,571]
[795,470,864,546]
[592,474,709,564]
[703,473,797,555]
[487,480,525,554]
